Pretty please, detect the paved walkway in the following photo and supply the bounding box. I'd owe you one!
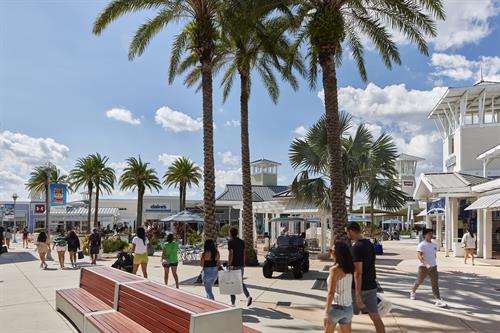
[1,238,499,332]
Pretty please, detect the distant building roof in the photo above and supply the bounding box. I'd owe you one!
[250,158,281,166]
[414,172,491,199]
[216,184,289,202]
[397,153,425,161]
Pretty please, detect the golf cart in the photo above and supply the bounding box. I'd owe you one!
[263,217,310,279]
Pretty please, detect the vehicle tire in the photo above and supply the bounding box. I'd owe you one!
[302,259,309,273]
[263,261,273,278]
[293,262,303,279]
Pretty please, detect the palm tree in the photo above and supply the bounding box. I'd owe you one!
[290,0,444,241]
[163,157,202,211]
[119,157,162,228]
[26,165,68,232]
[289,113,406,231]
[90,153,116,229]
[69,156,96,232]
[93,0,220,240]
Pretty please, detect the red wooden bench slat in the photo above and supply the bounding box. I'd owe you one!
[57,288,110,313]
[80,282,115,307]
[89,266,143,283]
[118,295,190,333]
[119,285,192,320]
[117,307,179,333]
[243,325,262,333]
[135,281,227,313]
[88,312,152,333]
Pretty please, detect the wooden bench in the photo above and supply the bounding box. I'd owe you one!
[57,266,260,333]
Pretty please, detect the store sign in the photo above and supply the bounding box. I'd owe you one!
[403,181,414,187]
[445,155,456,168]
[427,198,445,215]
[35,204,46,214]
[49,184,67,206]
[150,204,167,209]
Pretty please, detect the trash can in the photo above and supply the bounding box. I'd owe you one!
[453,241,464,257]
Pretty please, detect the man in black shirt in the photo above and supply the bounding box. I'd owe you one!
[228,227,252,307]
[347,222,385,333]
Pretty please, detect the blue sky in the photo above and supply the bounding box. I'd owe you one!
[1,0,500,201]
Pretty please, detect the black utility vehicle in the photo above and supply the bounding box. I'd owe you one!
[263,235,309,279]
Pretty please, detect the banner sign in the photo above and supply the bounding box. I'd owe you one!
[426,198,445,215]
[50,184,67,206]
[35,204,46,214]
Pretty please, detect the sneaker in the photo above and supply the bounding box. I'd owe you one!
[247,297,253,307]
[435,300,447,307]
[410,291,416,300]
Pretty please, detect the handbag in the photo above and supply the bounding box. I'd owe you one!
[218,269,243,295]
[77,250,84,259]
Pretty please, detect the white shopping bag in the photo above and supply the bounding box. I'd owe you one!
[218,269,243,295]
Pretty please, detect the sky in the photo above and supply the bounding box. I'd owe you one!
[1,0,500,203]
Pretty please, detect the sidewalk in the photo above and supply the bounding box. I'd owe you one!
[1,238,499,332]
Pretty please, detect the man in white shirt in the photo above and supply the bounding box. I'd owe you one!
[410,229,447,307]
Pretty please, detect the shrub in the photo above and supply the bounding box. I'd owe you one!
[34,228,45,233]
[218,224,230,238]
[187,229,202,245]
[102,238,129,253]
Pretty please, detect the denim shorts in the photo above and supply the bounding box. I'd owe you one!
[329,304,353,325]
[352,288,378,314]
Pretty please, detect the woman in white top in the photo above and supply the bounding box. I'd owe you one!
[461,227,476,265]
[131,227,149,278]
[324,241,355,333]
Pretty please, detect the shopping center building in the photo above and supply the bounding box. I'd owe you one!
[414,81,500,259]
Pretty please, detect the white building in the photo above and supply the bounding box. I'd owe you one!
[414,81,500,259]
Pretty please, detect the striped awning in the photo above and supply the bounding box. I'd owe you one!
[465,193,500,210]
[49,207,119,216]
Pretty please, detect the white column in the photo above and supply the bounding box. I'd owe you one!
[264,213,269,234]
[300,221,306,234]
[252,214,257,246]
[477,208,484,257]
[238,208,243,239]
[289,220,295,234]
[451,198,459,246]
[483,210,493,259]
[444,197,451,257]
[436,215,442,251]
[425,214,432,229]
[321,215,327,254]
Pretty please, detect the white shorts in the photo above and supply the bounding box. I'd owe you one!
[56,246,67,252]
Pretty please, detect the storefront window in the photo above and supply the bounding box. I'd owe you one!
[493,211,500,257]
[458,199,477,238]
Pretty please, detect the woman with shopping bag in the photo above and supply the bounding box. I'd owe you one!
[200,239,220,300]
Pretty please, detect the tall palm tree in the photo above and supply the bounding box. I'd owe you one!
[289,113,406,231]
[26,166,68,232]
[180,0,302,265]
[93,0,220,240]
[69,156,97,232]
[90,153,116,229]
[163,157,202,211]
[290,0,444,241]
[119,157,162,228]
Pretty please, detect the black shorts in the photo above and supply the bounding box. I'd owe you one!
[68,247,78,253]
[90,246,100,255]
[162,262,178,268]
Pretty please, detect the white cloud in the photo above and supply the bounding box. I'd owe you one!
[0,131,70,200]
[225,119,240,127]
[431,0,500,51]
[293,126,307,138]
[318,83,447,176]
[158,153,182,167]
[105,108,141,125]
[215,168,242,193]
[218,151,240,166]
[431,53,500,82]
[154,106,203,133]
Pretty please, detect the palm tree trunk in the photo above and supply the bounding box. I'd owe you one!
[319,53,348,243]
[370,202,375,229]
[201,60,217,241]
[349,182,355,212]
[240,72,258,266]
[137,188,144,229]
[182,184,187,211]
[179,185,184,212]
[94,186,100,230]
[45,183,50,233]
[87,183,93,232]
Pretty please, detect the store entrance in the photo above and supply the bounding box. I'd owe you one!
[493,211,500,259]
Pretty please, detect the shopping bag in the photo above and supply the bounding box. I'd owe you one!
[218,269,243,295]
[77,251,84,259]
[377,293,393,317]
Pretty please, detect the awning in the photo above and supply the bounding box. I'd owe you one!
[465,193,500,210]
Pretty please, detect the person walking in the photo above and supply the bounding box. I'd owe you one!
[89,229,101,265]
[346,222,385,333]
[53,229,67,269]
[410,228,447,307]
[228,227,252,307]
[66,230,81,268]
[4,228,12,249]
[200,239,220,300]
[36,231,50,270]
[162,233,179,288]
[324,241,355,333]
[131,227,149,278]
[22,227,30,248]
[462,227,476,265]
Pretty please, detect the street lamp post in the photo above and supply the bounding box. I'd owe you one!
[12,193,18,243]
[44,162,56,261]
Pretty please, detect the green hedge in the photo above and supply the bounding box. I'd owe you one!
[102,238,129,253]
[34,228,45,233]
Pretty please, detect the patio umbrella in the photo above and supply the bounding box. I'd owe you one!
[161,210,204,243]
[381,219,403,225]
